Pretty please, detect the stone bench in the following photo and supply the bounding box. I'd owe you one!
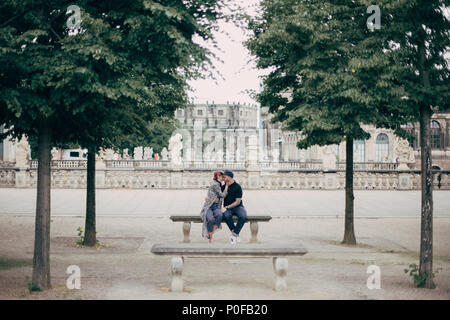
[151,243,308,292]
[169,215,272,243]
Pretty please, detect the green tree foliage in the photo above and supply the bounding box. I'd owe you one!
[0,0,227,289]
[364,0,448,289]
[246,0,418,245]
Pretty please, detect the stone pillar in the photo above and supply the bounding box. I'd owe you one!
[247,134,260,189]
[398,172,412,190]
[15,169,29,187]
[273,257,288,291]
[323,171,337,189]
[95,163,106,189]
[171,256,184,292]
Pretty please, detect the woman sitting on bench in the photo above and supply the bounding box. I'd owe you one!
[200,171,228,243]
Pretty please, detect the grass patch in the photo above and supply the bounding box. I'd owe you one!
[0,257,32,270]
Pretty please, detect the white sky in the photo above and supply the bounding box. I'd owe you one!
[187,2,449,105]
[187,0,267,105]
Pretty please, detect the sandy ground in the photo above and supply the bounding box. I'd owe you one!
[0,215,449,300]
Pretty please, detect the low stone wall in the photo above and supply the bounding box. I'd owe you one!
[2,167,449,190]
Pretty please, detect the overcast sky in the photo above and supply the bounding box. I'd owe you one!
[187,2,449,106]
[187,0,266,105]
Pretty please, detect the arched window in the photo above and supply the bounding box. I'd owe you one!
[353,140,365,163]
[376,133,389,162]
[430,121,441,149]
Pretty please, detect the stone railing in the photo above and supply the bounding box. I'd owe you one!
[105,160,171,169]
[336,162,399,171]
[259,160,323,171]
[2,160,449,190]
[30,160,87,169]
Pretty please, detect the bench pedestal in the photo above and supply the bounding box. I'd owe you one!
[180,220,262,243]
[182,222,191,243]
[250,222,259,243]
[168,255,289,292]
[273,257,288,291]
[171,257,184,292]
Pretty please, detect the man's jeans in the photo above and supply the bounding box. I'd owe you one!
[223,206,247,236]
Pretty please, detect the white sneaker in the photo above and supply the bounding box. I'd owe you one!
[230,235,237,244]
[235,236,241,243]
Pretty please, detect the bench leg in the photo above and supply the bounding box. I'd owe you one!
[250,221,259,243]
[171,256,184,292]
[273,257,288,291]
[182,222,191,243]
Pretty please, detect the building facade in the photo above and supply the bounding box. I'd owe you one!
[261,108,450,170]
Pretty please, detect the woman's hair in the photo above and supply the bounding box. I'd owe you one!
[213,171,223,181]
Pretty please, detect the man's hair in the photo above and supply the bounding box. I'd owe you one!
[223,169,234,178]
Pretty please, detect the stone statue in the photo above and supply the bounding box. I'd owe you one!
[103,148,115,160]
[168,133,183,166]
[143,147,153,160]
[95,148,107,169]
[322,145,337,170]
[123,148,130,160]
[134,146,143,160]
[394,137,415,169]
[161,147,169,161]
[15,136,31,168]
[51,147,59,160]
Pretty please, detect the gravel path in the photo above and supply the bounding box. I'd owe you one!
[0,215,449,300]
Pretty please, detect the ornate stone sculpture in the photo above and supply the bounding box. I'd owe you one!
[104,148,115,160]
[134,146,143,160]
[161,147,169,161]
[15,136,31,168]
[123,148,130,160]
[394,137,415,170]
[51,147,59,160]
[143,147,153,160]
[169,133,183,166]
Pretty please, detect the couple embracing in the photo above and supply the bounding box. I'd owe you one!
[200,170,247,244]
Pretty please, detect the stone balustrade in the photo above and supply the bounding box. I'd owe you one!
[2,160,449,190]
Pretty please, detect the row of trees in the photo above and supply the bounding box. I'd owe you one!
[246,0,449,288]
[0,0,228,290]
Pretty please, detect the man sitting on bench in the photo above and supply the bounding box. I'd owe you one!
[220,170,247,244]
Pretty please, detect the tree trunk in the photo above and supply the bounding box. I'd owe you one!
[419,104,435,288]
[417,38,435,289]
[83,146,96,246]
[32,120,52,290]
[342,137,356,245]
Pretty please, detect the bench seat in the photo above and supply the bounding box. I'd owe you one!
[169,215,272,243]
[151,243,307,292]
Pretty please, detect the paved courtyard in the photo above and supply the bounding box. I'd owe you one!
[0,188,449,300]
[0,188,449,218]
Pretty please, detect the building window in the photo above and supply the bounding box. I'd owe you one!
[353,140,365,163]
[197,109,203,116]
[375,133,389,162]
[431,120,441,149]
[218,110,224,116]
